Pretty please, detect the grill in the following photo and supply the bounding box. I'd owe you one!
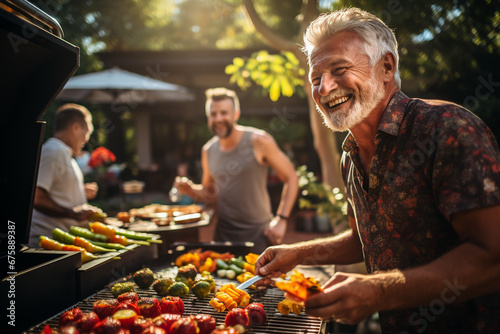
[26,265,325,334]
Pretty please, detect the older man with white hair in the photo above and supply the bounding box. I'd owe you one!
[255,8,500,333]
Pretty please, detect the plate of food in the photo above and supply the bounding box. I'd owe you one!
[127,204,204,226]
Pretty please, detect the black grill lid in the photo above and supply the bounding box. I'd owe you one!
[0,1,79,249]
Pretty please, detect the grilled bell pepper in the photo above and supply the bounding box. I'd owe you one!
[52,228,115,253]
[89,222,116,239]
[111,226,162,243]
[90,222,154,245]
[70,226,109,242]
[86,240,128,251]
[109,234,150,246]
[39,236,98,263]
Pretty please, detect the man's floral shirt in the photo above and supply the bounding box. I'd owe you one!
[341,91,500,333]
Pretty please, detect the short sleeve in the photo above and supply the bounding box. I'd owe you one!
[431,106,500,220]
[36,145,61,192]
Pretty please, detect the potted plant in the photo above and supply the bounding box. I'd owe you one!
[295,165,347,233]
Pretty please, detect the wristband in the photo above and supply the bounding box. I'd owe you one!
[278,214,289,221]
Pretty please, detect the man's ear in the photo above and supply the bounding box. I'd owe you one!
[70,121,81,134]
[382,52,396,83]
[234,109,241,122]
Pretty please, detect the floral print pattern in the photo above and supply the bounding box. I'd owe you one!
[341,91,500,333]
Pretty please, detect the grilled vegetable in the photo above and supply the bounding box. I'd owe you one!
[245,303,267,326]
[219,283,250,307]
[58,308,82,329]
[153,313,182,332]
[176,263,198,280]
[89,222,116,239]
[112,309,138,330]
[277,299,305,315]
[117,292,139,304]
[39,236,98,263]
[245,253,259,264]
[137,298,161,319]
[111,226,162,243]
[159,296,184,315]
[227,263,244,276]
[89,211,108,222]
[93,299,119,320]
[92,317,121,334]
[86,239,128,251]
[152,277,175,296]
[168,282,190,297]
[195,272,216,292]
[170,317,199,334]
[216,259,229,270]
[225,269,236,280]
[236,272,256,289]
[230,257,245,269]
[275,270,323,301]
[70,226,109,242]
[192,280,212,299]
[190,314,216,334]
[111,282,135,298]
[109,234,150,246]
[213,292,237,310]
[224,308,249,328]
[52,228,115,253]
[133,268,157,288]
[175,263,198,287]
[209,297,226,312]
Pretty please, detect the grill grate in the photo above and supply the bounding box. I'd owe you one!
[27,268,323,334]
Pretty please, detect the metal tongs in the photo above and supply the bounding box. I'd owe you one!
[236,275,264,290]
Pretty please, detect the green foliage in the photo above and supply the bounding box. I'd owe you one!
[225,50,305,101]
[296,165,347,224]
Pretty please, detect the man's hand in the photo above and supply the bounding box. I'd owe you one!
[84,182,98,200]
[265,217,287,245]
[173,176,194,195]
[304,272,381,325]
[73,209,95,221]
[255,244,301,278]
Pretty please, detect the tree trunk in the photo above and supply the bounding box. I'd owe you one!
[241,0,344,191]
[304,82,344,190]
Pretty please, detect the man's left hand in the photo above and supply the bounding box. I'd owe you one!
[304,272,381,325]
[85,182,98,200]
[265,216,287,245]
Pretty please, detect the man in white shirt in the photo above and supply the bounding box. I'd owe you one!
[29,103,99,247]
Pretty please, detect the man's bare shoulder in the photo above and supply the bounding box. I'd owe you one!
[202,136,219,151]
[242,126,274,145]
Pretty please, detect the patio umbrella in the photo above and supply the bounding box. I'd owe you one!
[57,67,194,103]
[56,67,195,163]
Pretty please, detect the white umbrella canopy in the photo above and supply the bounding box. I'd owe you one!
[57,67,194,103]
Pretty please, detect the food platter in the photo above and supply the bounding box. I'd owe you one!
[104,204,210,232]
[129,204,203,225]
[104,204,206,230]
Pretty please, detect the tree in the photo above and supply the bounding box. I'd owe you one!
[237,0,345,189]
[226,0,500,191]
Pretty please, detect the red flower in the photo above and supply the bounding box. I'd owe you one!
[88,147,116,168]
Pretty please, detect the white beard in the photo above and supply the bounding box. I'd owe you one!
[317,72,385,132]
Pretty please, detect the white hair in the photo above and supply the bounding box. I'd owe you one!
[303,8,401,88]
